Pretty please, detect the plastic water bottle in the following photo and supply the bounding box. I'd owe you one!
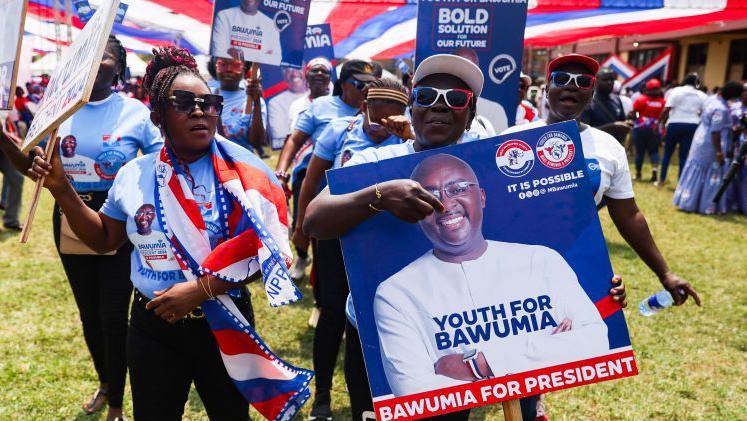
[638,290,674,316]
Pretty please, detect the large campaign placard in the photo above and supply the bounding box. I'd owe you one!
[261,23,336,149]
[0,0,28,110]
[327,121,637,419]
[22,0,120,152]
[416,0,528,133]
[210,0,310,68]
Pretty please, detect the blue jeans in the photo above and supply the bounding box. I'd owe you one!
[633,127,661,175]
[660,122,697,182]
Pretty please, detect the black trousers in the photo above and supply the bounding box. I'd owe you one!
[53,194,132,408]
[291,169,309,260]
[344,317,538,420]
[312,239,349,399]
[632,127,661,174]
[660,122,697,182]
[127,290,255,421]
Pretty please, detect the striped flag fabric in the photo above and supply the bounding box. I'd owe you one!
[600,54,637,80]
[154,136,312,420]
[622,48,673,91]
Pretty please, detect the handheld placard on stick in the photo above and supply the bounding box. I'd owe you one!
[19,129,58,243]
[17,0,121,244]
[0,0,29,110]
[502,399,522,421]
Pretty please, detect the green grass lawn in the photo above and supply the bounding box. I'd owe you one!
[0,158,745,420]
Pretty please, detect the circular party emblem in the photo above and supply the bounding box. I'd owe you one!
[94,150,127,181]
[536,131,575,169]
[495,139,534,178]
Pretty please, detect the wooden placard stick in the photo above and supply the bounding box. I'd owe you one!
[502,399,522,421]
[20,128,58,243]
[244,62,260,116]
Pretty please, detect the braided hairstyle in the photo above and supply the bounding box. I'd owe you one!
[143,46,208,190]
[107,35,127,85]
[367,77,408,98]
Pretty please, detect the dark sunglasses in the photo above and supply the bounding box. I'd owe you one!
[168,90,224,117]
[550,71,596,90]
[347,78,370,91]
[412,87,473,110]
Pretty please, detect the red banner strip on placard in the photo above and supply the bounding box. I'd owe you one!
[374,349,637,420]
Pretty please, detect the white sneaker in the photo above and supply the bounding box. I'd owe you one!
[290,255,310,281]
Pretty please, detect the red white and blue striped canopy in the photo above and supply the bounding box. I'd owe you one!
[24,0,747,59]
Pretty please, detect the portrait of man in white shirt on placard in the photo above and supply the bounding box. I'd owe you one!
[211,0,283,66]
[373,153,609,397]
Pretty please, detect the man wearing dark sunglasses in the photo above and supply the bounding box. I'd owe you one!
[503,54,700,308]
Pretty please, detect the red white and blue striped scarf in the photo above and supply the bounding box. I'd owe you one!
[154,137,312,420]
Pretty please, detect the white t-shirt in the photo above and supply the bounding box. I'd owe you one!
[211,7,282,66]
[619,95,633,116]
[343,140,416,167]
[502,120,634,206]
[287,95,312,136]
[374,241,608,396]
[665,85,707,125]
[466,115,496,140]
[268,89,307,146]
[476,96,508,134]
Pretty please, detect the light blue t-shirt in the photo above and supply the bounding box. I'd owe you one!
[101,150,230,298]
[293,95,359,178]
[313,115,404,170]
[216,88,268,152]
[57,93,162,192]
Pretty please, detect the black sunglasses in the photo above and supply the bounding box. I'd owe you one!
[168,90,224,117]
[347,78,370,91]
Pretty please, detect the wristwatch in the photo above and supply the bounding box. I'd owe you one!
[463,349,488,380]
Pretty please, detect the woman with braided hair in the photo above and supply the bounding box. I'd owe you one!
[24,46,308,420]
[0,35,161,420]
